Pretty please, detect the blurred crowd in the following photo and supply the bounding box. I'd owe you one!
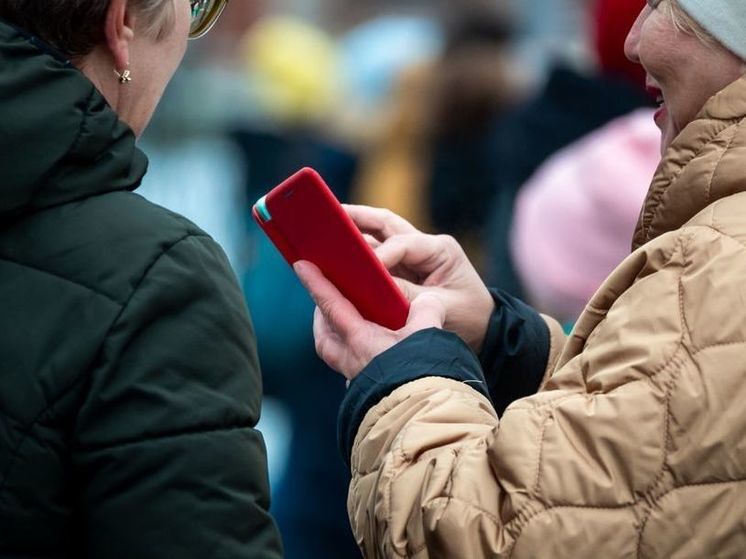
[135,0,655,556]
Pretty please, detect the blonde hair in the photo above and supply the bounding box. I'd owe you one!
[136,0,175,42]
[664,0,716,45]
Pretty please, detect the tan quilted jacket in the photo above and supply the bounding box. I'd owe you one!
[348,77,746,558]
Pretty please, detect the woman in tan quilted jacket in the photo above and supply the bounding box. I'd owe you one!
[295,1,746,557]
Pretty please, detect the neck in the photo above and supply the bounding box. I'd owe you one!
[76,47,133,132]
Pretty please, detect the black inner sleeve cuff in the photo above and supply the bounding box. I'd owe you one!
[337,328,489,467]
[478,288,550,416]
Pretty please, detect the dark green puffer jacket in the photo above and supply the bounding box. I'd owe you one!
[0,20,282,559]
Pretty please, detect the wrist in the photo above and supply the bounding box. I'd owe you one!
[477,287,550,415]
[338,328,490,465]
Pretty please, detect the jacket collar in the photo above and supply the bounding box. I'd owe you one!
[632,76,746,250]
[0,19,148,220]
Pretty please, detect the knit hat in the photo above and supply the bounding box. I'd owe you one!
[511,109,661,323]
[678,0,746,60]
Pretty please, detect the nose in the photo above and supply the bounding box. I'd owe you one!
[624,7,646,65]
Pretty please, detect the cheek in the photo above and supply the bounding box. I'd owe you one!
[639,36,678,82]
[674,50,742,124]
[636,14,682,81]
[161,3,190,74]
[675,70,712,124]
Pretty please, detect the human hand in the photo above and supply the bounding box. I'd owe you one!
[346,205,495,354]
[294,260,445,380]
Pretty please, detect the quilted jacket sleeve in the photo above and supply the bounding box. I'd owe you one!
[346,226,746,558]
[71,234,283,559]
[540,313,566,383]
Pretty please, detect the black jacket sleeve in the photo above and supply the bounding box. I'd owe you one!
[478,288,551,415]
[72,234,283,559]
[339,328,490,466]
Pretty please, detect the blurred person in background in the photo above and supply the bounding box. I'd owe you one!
[344,14,444,230]
[510,0,586,82]
[337,11,443,205]
[233,15,361,558]
[511,108,660,327]
[425,3,522,268]
[352,1,522,270]
[0,1,281,557]
[485,0,651,297]
[319,0,449,35]
[296,0,746,556]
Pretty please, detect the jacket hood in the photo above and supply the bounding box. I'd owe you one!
[633,75,746,250]
[0,20,148,220]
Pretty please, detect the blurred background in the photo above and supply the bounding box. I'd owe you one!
[135,0,654,556]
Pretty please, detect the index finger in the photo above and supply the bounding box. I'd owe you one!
[343,204,419,241]
[375,233,448,277]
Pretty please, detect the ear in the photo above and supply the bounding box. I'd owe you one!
[104,0,136,70]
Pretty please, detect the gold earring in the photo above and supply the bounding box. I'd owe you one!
[114,67,132,84]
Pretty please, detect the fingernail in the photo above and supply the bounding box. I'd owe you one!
[293,261,306,284]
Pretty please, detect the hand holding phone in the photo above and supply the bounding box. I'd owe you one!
[252,168,410,330]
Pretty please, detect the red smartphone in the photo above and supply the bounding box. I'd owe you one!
[252,168,410,330]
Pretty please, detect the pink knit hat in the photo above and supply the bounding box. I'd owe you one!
[511,109,661,323]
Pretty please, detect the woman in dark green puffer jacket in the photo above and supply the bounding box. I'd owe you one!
[0,1,282,557]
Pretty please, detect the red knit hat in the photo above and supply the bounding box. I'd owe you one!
[592,0,646,91]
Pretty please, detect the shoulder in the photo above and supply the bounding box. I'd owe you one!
[686,191,746,249]
[1,190,232,306]
[79,189,213,261]
[621,217,746,349]
[550,216,746,394]
[675,201,746,351]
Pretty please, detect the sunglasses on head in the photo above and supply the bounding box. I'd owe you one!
[189,0,229,40]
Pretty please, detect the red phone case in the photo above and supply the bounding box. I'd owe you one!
[252,168,410,330]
